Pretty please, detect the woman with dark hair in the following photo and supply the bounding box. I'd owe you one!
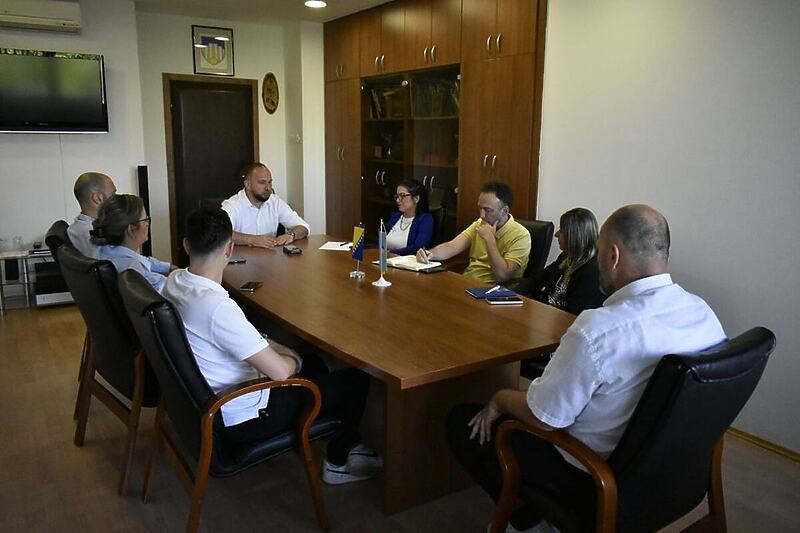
[91,194,171,292]
[530,208,605,315]
[386,178,434,255]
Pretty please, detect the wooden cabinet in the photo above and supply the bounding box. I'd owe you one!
[458,54,535,225]
[462,0,536,62]
[405,0,462,70]
[325,78,362,237]
[360,4,406,76]
[324,16,359,81]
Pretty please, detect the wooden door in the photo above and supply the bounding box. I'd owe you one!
[381,2,407,73]
[430,0,462,66]
[457,60,496,229]
[404,0,432,70]
[164,75,258,265]
[495,0,537,57]
[491,54,534,218]
[339,15,361,80]
[340,78,363,235]
[461,0,497,62]
[359,8,383,76]
[324,18,343,82]
[324,82,343,235]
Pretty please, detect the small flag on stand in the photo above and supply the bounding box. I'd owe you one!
[349,222,366,278]
[372,219,392,287]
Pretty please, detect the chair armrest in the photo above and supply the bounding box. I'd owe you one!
[491,420,618,533]
[204,377,322,419]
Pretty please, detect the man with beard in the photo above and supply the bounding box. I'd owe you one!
[445,204,726,532]
[221,162,309,248]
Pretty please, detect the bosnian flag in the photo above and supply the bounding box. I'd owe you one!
[351,222,365,261]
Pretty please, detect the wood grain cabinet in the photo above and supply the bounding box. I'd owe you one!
[404,0,462,70]
[325,78,362,237]
[360,3,407,76]
[324,16,359,81]
[462,0,537,62]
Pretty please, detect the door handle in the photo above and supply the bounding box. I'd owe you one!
[482,154,489,168]
[496,33,502,53]
[486,35,492,54]
[374,55,379,71]
[423,47,429,63]
[431,45,437,62]
[491,155,497,169]
[380,55,385,70]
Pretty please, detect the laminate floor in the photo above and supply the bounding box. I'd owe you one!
[0,306,797,532]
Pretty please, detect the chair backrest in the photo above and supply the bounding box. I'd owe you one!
[118,269,216,460]
[429,206,446,247]
[57,246,158,404]
[515,218,554,279]
[608,327,775,532]
[45,220,71,264]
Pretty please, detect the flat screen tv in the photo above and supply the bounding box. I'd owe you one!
[0,48,108,133]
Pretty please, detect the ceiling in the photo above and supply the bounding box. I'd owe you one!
[134,0,389,24]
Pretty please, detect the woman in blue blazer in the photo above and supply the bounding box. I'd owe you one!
[386,178,433,255]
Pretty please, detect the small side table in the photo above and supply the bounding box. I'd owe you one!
[0,249,52,316]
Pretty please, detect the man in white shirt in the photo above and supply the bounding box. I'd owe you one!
[163,206,381,484]
[67,172,116,258]
[446,204,726,532]
[221,162,309,248]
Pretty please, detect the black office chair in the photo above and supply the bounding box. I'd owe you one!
[490,327,776,533]
[429,206,447,248]
[117,270,339,533]
[58,246,160,495]
[510,219,554,294]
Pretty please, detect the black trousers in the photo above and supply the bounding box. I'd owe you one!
[223,368,370,466]
[445,403,594,530]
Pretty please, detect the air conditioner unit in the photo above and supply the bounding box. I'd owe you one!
[0,0,82,33]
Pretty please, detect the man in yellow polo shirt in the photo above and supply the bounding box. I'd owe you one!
[417,181,531,284]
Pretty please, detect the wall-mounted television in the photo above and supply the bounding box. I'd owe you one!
[0,47,108,133]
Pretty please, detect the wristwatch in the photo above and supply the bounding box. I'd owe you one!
[287,230,296,242]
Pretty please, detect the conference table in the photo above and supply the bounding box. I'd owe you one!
[221,235,575,513]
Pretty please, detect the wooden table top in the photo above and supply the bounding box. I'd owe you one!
[222,235,575,390]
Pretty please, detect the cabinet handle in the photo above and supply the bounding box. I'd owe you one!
[491,155,497,169]
[341,147,346,160]
[454,187,459,194]
[375,55,379,71]
[375,171,381,185]
[431,45,437,62]
[482,154,489,167]
[429,175,436,189]
[496,33,502,53]
[422,175,428,186]
[336,147,341,160]
[380,55,385,70]
[486,35,492,54]
[381,170,387,185]
[423,47,429,63]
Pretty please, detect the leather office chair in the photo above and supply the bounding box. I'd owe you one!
[57,246,160,495]
[117,270,339,533]
[429,206,447,247]
[46,220,90,389]
[509,218,554,293]
[490,327,776,533]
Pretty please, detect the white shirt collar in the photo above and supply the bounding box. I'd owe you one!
[76,213,95,223]
[181,267,228,295]
[604,273,673,306]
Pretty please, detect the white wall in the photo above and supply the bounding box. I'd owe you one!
[0,0,144,247]
[538,0,800,451]
[300,21,327,234]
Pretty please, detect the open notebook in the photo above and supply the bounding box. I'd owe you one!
[372,255,443,272]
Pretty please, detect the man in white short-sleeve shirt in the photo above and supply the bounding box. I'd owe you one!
[221,162,310,249]
[446,204,726,532]
[163,206,381,485]
[67,172,117,258]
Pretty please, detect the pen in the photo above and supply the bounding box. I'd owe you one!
[340,242,350,246]
[485,285,502,295]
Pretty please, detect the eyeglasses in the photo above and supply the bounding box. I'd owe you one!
[393,193,413,201]
[135,216,152,225]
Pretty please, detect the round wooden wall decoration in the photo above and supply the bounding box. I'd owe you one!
[262,73,279,114]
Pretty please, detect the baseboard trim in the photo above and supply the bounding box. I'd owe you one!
[727,427,800,463]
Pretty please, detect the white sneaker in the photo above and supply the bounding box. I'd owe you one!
[346,443,383,469]
[321,459,375,485]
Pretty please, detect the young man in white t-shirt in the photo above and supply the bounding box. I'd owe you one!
[162,206,381,484]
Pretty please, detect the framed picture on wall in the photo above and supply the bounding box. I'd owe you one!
[192,25,234,76]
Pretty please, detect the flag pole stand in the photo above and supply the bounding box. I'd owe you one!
[372,275,391,287]
[349,260,365,279]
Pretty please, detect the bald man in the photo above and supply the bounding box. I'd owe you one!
[446,204,726,532]
[67,172,117,258]
[221,162,309,249]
